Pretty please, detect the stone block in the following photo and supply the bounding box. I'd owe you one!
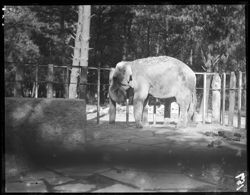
[5,98,86,156]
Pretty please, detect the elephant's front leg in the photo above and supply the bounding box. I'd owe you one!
[133,80,149,128]
[109,98,116,124]
[133,98,144,128]
[134,95,149,128]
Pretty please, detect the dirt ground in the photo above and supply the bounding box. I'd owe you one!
[5,104,247,192]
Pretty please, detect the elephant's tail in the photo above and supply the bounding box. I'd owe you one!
[192,89,197,112]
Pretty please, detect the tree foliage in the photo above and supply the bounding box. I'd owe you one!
[4,5,246,100]
[4,6,42,63]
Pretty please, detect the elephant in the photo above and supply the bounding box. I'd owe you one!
[109,56,197,128]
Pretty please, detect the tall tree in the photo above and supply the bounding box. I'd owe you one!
[4,6,42,96]
[4,5,245,103]
[69,5,91,99]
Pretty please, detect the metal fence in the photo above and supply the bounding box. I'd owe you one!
[5,62,246,128]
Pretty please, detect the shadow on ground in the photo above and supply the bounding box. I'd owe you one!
[5,121,247,192]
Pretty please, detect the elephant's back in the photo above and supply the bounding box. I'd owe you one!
[131,56,195,80]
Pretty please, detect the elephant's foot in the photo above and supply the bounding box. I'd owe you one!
[187,121,198,127]
[142,118,149,127]
[176,120,187,129]
[142,122,150,127]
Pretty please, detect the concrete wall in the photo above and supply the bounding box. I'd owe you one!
[5,98,86,158]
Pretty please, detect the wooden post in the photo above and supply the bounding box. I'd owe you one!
[47,64,54,98]
[211,73,221,123]
[35,64,38,98]
[79,66,87,99]
[228,72,236,126]
[242,73,246,129]
[64,66,69,98]
[97,66,100,124]
[153,98,156,125]
[238,71,242,129]
[203,73,206,124]
[109,68,116,123]
[221,73,226,125]
[126,98,129,124]
[14,65,23,97]
[242,73,246,109]
[78,66,87,122]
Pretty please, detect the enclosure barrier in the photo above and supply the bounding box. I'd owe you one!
[5,98,87,157]
[5,62,246,128]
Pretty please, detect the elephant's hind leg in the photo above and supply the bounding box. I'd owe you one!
[142,95,149,126]
[176,93,191,128]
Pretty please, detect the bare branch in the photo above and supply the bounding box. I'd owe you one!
[213,54,221,66]
[201,64,207,71]
[90,14,96,18]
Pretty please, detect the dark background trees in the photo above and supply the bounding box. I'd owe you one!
[4,5,246,103]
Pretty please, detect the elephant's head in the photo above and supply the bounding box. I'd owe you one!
[108,61,133,104]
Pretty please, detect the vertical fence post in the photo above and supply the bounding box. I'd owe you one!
[126,98,129,124]
[228,72,236,126]
[153,98,156,125]
[64,66,69,98]
[243,73,246,129]
[238,71,242,129]
[14,65,23,97]
[211,73,221,123]
[47,64,54,98]
[97,66,100,124]
[203,73,206,124]
[109,68,116,123]
[79,66,87,121]
[35,64,38,98]
[79,66,87,99]
[222,73,226,125]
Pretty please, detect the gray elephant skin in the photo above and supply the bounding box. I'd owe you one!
[109,56,197,128]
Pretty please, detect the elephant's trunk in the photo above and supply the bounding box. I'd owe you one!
[109,84,127,104]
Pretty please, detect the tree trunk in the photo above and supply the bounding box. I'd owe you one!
[146,22,150,57]
[79,5,91,100]
[122,20,128,60]
[156,34,160,56]
[60,8,69,99]
[69,6,83,99]
[189,49,193,66]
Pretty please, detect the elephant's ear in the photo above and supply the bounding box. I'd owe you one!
[126,65,135,88]
[109,68,115,84]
